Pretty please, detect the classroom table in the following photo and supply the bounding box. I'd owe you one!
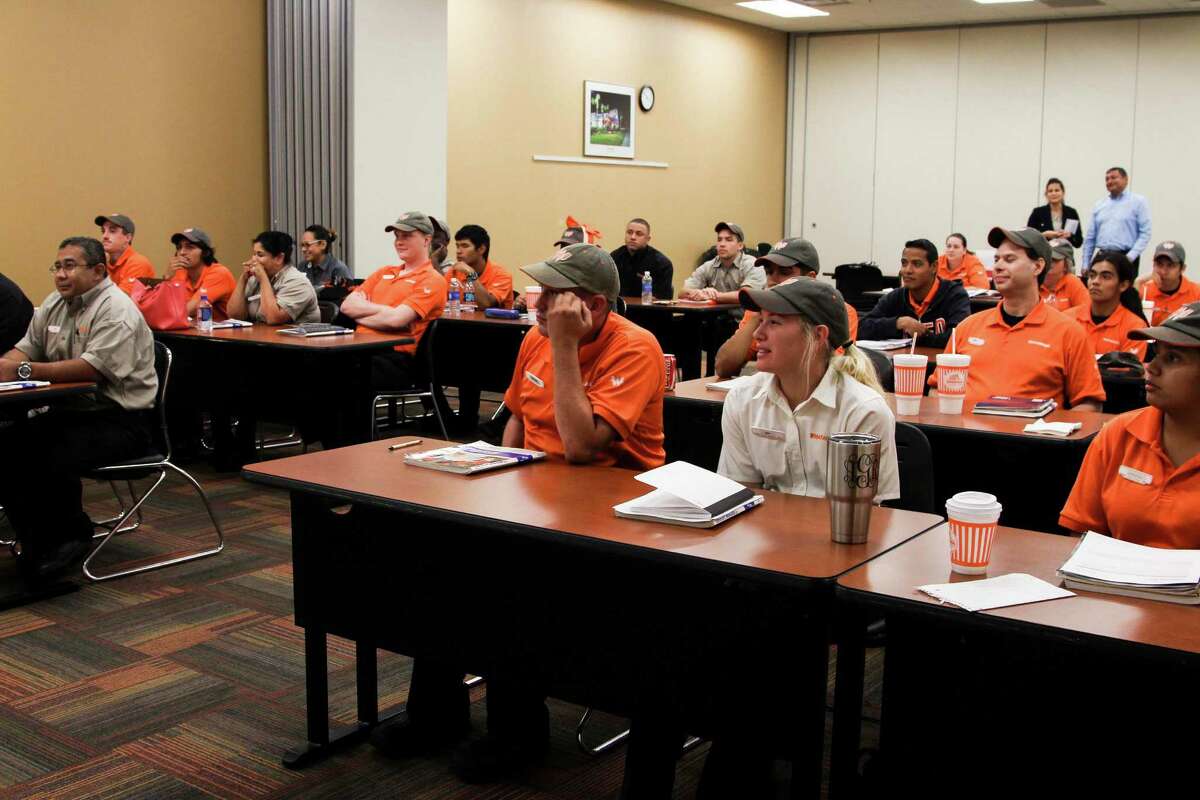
[154,325,413,468]
[0,381,96,410]
[431,309,532,392]
[242,438,944,795]
[832,524,1200,794]
[620,296,741,380]
[663,377,1112,531]
[860,288,1001,312]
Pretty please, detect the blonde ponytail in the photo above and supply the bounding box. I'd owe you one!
[831,343,885,397]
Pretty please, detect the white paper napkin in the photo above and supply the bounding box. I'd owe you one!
[918,573,1074,612]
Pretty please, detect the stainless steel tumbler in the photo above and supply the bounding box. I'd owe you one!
[825,432,882,544]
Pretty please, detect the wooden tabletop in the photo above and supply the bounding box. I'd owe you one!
[837,524,1200,656]
[0,381,96,406]
[243,438,943,585]
[666,376,1110,441]
[436,310,534,328]
[154,324,413,351]
[621,296,740,315]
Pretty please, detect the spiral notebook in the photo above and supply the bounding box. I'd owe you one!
[613,461,762,528]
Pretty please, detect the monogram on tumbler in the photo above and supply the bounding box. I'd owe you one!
[825,433,882,544]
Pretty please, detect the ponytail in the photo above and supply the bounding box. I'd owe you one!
[1093,250,1146,323]
[831,343,885,397]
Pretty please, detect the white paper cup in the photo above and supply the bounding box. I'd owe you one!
[936,353,971,415]
[523,285,542,319]
[1142,300,1155,324]
[893,354,928,416]
[945,491,1002,575]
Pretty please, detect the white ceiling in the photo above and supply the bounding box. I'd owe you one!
[663,0,1199,33]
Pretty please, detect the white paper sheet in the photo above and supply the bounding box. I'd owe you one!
[918,573,1074,612]
[1065,219,1079,234]
[706,376,753,392]
[1059,532,1200,587]
[635,461,747,511]
[855,339,913,351]
[1023,418,1082,438]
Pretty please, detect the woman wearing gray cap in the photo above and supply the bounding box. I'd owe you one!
[1059,301,1200,548]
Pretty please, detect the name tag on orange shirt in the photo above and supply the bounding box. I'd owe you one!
[968,336,985,346]
[525,371,544,388]
[1118,465,1152,485]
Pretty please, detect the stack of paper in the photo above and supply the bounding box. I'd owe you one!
[706,376,753,392]
[1057,532,1200,604]
[1022,418,1082,437]
[404,441,545,475]
[855,339,914,351]
[613,461,762,528]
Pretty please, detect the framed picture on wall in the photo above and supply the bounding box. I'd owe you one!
[584,81,635,159]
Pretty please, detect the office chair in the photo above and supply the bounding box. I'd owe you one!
[370,321,449,441]
[882,422,935,514]
[83,341,225,581]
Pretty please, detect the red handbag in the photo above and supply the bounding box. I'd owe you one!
[129,279,190,331]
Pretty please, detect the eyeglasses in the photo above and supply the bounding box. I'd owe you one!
[49,260,96,274]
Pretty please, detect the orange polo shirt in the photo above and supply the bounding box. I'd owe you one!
[936,253,989,290]
[929,302,1105,410]
[445,260,514,308]
[1068,303,1148,361]
[503,312,666,470]
[737,302,858,359]
[1143,276,1200,326]
[108,247,155,295]
[170,263,236,322]
[356,261,446,355]
[1060,407,1200,549]
[1040,272,1089,313]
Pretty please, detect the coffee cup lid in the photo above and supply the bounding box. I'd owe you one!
[946,491,1001,513]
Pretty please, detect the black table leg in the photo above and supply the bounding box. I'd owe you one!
[356,638,378,725]
[829,609,866,798]
[791,633,830,799]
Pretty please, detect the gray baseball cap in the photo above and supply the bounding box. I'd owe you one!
[1050,242,1075,266]
[1153,240,1186,265]
[385,211,434,235]
[429,215,450,241]
[1130,302,1200,347]
[756,237,820,273]
[715,221,745,242]
[554,226,586,247]
[987,226,1052,264]
[739,278,851,348]
[522,243,620,303]
[171,227,213,249]
[95,213,135,236]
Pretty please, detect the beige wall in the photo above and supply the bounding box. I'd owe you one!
[446,0,788,294]
[0,0,268,301]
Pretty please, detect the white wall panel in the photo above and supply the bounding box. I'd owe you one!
[952,24,1046,248]
[351,0,447,273]
[871,29,959,272]
[787,34,808,239]
[800,33,878,270]
[1131,14,1200,270]
[1040,19,1138,231]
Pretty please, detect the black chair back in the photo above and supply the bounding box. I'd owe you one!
[861,347,895,393]
[885,422,936,514]
[834,262,888,314]
[150,340,173,460]
[318,301,339,323]
[614,296,628,316]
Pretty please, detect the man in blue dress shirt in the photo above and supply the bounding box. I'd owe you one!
[1081,166,1151,271]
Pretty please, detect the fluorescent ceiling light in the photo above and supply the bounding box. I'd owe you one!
[972,0,1035,4]
[736,1,829,18]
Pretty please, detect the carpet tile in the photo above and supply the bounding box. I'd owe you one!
[4,752,217,799]
[84,593,271,658]
[0,625,143,703]
[0,711,94,789]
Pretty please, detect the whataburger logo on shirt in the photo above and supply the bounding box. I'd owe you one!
[611,375,624,388]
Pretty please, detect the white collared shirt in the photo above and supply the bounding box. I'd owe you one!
[718,367,900,501]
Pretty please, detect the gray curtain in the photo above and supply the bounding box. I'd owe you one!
[267,0,352,268]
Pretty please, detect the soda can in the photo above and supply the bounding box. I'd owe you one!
[663,354,678,391]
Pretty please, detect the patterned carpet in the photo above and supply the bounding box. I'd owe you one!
[0,444,884,799]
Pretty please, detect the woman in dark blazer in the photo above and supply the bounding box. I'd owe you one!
[1028,177,1083,248]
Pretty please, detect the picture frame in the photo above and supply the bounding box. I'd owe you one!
[584,81,635,159]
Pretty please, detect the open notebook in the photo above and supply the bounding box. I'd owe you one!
[613,461,763,528]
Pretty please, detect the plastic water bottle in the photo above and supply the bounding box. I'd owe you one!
[464,278,476,311]
[641,271,653,305]
[448,278,461,315]
[197,288,213,333]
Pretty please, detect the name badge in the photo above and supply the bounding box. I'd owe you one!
[751,426,785,441]
[48,324,61,334]
[1027,339,1051,349]
[525,370,544,388]
[1118,465,1152,486]
[968,336,985,346]
[383,274,396,280]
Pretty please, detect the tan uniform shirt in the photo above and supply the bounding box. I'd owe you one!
[683,252,765,294]
[17,278,157,411]
[244,264,320,323]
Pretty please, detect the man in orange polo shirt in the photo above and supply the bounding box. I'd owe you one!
[444,224,513,310]
[1060,302,1200,548]
[1137,241,1200,325]
[95,213,154,295]
[340,211,446,389]
[167,228,236,320]
[931,226,1104,411]
[1039,242,1089,313]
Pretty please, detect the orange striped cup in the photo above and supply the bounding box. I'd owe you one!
[945,491,1002,575]
[892,354,928,416]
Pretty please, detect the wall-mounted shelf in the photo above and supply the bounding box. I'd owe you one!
[532,155,668,169]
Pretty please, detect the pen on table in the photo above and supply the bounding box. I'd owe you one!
[388,439,422,451]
